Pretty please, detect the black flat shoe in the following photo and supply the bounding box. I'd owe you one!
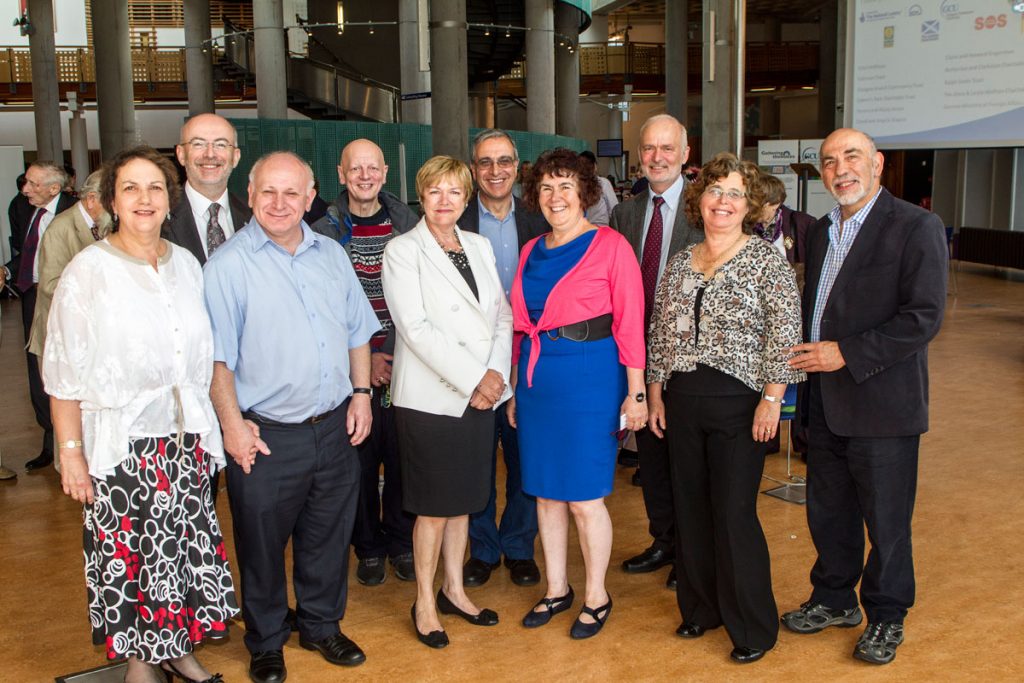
[411,604,449,649]
[299,632,366,666]
[504,558,541,586]
[24,451,53,471]
[161,661,223,683]
[436,588,499,626]
[730,646,768,663]
[569,596,612,639]
[522,585,575,628]
[463,557,500,587]
[248,650,286,683]
[621,547,673,574]
[675,622,709,638]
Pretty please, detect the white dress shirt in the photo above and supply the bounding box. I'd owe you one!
[184,183,235,257]
[31,193,63,283]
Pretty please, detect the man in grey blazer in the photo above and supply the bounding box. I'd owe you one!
[783,128,947,665]
[164,113,251,265]
[610,114,703,585]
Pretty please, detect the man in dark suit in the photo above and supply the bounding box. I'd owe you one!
[783,128,947,665]
[458,128,549,588]
[164,113,251,265]
[610,114,703,586]
[2,162,75,470]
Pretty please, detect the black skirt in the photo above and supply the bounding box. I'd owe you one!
[395,405,494,517]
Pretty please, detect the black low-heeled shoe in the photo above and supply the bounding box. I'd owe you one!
[160,661,223,683]
[569,596,612,639]
[522,585,575,628]
[730,646,768,663]
[411,603,449,649]
[436,588,499,626]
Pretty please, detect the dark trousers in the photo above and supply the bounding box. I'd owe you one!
[666,389,778,651]
[635,426,675,553]
[806,377,919,623]
[351,394,414,559]
[226,401,360,653]
[20,285,53,455]
[469,401,538,563]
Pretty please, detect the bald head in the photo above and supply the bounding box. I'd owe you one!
[638,114,690,194]
[339,138,389,213]
[176,113,241,200]
[820,127,884,219]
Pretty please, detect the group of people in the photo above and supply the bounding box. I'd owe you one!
[2,110,948,682]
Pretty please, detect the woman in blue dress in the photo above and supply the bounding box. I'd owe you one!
[507,149,646,639]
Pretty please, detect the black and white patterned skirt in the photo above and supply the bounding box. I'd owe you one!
[83,434,238,663]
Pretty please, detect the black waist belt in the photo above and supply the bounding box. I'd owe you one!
[242,401,344,428]
[544,313,614,342]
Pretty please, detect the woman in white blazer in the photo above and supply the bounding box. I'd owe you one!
[382,156,513,649]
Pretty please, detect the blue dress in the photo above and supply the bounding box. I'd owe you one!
[516,231,627,501]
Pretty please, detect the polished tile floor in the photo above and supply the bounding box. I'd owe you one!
[1,265,1021,681]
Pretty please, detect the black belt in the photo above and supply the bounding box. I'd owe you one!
[242,402,344,428]
[544,313,613,342]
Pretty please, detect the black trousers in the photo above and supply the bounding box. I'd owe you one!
[666,388,778,651]
[351,394,413,559]
[635,426,675,554]
[226,401,360,653]
[21,285,53,455]
[806,377,919,623]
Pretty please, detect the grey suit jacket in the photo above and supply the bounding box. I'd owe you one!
[609,186,703,269]
[162,192,252,266]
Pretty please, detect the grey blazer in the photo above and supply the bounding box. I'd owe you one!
[609,187,703,268]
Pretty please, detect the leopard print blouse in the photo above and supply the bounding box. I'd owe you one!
[646,236,806,390]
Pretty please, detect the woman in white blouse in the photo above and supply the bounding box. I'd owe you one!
[43,147,237,683]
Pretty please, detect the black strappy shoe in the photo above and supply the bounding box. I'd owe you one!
[522,585,575,628]
[160,661,223,683]
[569,595,612,639]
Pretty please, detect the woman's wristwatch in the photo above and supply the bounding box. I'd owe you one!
[632,391,646,403]
[59,439,83,451]
[761,393,782,403]
[352,387,373,397]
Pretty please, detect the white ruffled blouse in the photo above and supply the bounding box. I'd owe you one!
[42,239,224,479]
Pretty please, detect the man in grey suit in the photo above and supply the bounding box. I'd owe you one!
[164,113,251,265]
[610,114,703,585]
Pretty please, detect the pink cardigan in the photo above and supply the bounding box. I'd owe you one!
[511,226,645,386]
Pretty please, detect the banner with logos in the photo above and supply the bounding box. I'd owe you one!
[848,0,1024,148]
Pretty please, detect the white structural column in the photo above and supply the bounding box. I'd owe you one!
[400,0,432,124]
[525,0,555,134]
[554,2,579,136]
[184,0,215,116]
[254,0,288,119]
[429,0,470,160]
[91,0,137,159]
[27,0,62,162]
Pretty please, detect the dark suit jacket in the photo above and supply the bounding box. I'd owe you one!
[609,186,703,268]
[780,204,816,264]
[801,188,947,437]
[457,195,550,250]
[162,191,252,266]
[6,191,76,285]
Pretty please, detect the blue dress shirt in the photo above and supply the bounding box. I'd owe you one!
[203,219,381,422]
[477,200,520,297]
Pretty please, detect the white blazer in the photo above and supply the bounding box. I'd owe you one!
[382,218,513,417]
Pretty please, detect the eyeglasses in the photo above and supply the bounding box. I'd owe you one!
[474,156,516,170]
[705,186,746,201]
[182,138,235,152]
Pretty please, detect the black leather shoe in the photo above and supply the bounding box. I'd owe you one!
[621,547,673,574]
[675,622,709,638]
[249,650,286,683]
[356,556,386,586]
[631,469,641,486]
[617,450,638,467]
[390,552,415,582]
[570,596,612,639]
[299,632,366,667]
[730,646,768,663]
[522,586,574,628]
[666,567,677,590]
[411,604,448,649]
[436,588,499,626]
[24,451,53,471]
[505,558,540,586]
[285,607,297,632]
[463,557,500,587]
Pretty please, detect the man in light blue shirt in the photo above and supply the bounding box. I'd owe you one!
[205,151,380,682]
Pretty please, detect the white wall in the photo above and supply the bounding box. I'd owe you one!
[0,0,89,46]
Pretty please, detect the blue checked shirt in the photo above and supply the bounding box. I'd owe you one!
[809,189,883,342]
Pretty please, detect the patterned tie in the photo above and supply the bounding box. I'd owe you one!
[206,202,226,255]
[90,224,101,241]
[640,196,665,327]
[16,208,46,291]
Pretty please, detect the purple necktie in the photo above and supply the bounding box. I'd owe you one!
[16,208,45,291]
[640,196,665,326]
